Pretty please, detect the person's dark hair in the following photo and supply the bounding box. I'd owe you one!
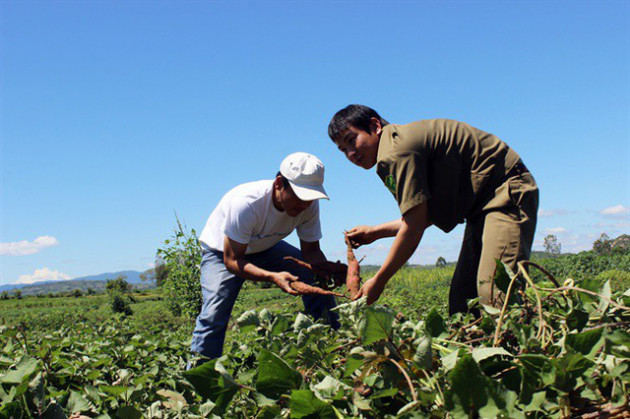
[276,171,290,188]
[328,104,389,142]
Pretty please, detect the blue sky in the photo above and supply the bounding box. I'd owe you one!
[1,1,628,285]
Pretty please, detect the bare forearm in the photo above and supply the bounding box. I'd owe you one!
[302,248,327,265]
[225,258,274,283]
[373,219,403,239]
[373,222,425,286]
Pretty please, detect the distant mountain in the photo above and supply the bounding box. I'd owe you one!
[0,270,153,295]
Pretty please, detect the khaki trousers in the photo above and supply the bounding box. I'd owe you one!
[449,169,539,316]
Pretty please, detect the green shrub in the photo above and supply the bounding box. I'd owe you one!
[157,218,202,319]
[110,293,133,316]
[532,249,630,281]
[595,269,630,292]
[106,276,133,315]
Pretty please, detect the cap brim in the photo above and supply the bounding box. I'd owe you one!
[288,181,329,201]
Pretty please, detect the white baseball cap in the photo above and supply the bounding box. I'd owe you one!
[280,152,329,201]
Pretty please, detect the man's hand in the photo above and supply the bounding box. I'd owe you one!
[270,271,300,295]
[311,260,348,288]
[354,276,385,305]
[345,225,378,248]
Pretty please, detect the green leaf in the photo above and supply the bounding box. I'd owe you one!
[255,349,302,398]
[313,375,350,399]
[289,390,336,418]
[0,401,22,419]
[566,308,589,331]
[565,328,604,356]
[271,316,290,336]
[397,400,422,416]
[554,352,594,392]
[424,308,447,338]
[360,306,395,344]
[100,385,128,397]
[577,278,600,304]
[447,355,488,415]
[182,359,238,412]
[523,390,547,413]
[369,388,399,399]
[0,356,38,384]
[493,260,513,294]
[115,406,142,419]
[599,280,611,312]
[28,372,45,412]
[66,390,92,414]
[343,353,364,378]
[236,309,260,333]
[472,347,512,363]
[441,350,460,371]
[481,305,501,316]
[412,336,432,369]
[42,402,65,419]
[258,405,282,419]
[292,313,313,332]
[605,329,630,358]
[517,354,549,373]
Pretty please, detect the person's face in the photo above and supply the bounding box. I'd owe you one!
[334,118,382,169]
[276,182,312,217]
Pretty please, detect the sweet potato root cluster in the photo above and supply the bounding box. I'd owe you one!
[283,256,347,298]
[344,233,362,299]
[282,233,363,299]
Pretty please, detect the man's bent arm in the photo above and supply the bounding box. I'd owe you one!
[372,219,404,239]
[300,240,328,265]
[223,236,299,295]
[359,203,430,302]
[345,219,403,248]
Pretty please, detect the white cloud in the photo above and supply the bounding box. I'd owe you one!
[16,267,71,284]
[1,236,60,256]
[538,209,568,218]
[601,205,629,218]
[544,227,567,234]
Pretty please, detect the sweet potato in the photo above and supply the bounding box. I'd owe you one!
[344,233,362,299]
[284,256,313,271]
[289,281,346,298]
[284,256,347,290]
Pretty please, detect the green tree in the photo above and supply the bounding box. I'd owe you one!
[106,276,133,315]
[0,291,9,300]
[106,275,132,293]
[436,257,447,267]
[154,257,170,287]
[14,289,22,300]
[543,234,561,256]
[157,217,202,318]
[73,289,83,298]
[139,257,170,287]
[593,233,612,255]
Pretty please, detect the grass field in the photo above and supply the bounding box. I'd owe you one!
[1,255,628,418]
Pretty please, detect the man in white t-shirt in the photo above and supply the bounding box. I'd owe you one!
[190,152,344,361]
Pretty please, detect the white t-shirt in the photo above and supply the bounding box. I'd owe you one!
[199,180,322,254]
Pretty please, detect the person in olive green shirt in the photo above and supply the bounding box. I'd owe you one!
[328,104,539,315]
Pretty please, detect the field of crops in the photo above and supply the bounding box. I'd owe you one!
[1,257,629,418]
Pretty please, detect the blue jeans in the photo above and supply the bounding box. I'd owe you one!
[190,240,340,359]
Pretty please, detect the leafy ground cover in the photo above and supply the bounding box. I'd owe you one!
[1,257,628,418]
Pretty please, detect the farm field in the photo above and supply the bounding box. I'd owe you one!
[1,253,629,418]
